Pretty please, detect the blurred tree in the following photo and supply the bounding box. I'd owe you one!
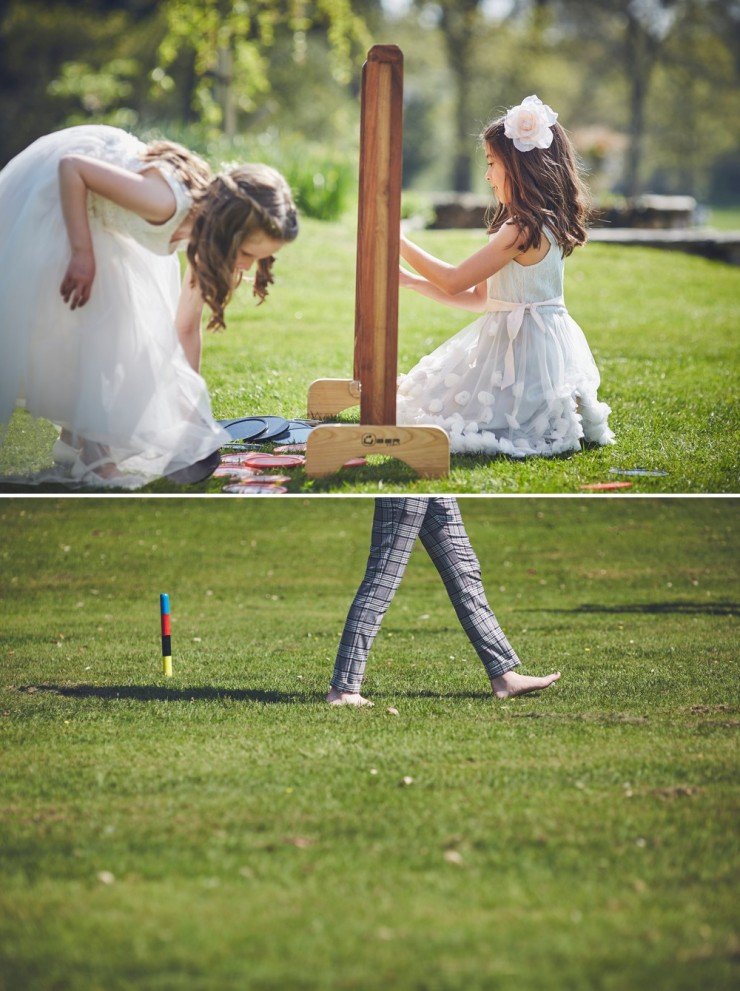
[539,0,680,196]
[648,0,738,197]
[536,0,738,198]
[411,0,486,192]
[0,1,169,163]
[3,0,736,205]
[156,0,370,137]
[622,0,679,197]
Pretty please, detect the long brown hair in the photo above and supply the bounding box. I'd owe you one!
[142,142,298,330]
[481,116,589,256]
[140,139,212,194]
[187,165,298,330]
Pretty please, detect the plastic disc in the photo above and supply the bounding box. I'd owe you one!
[164,449,221,484]
[241,453,305,468]
[220,453,264,466]
[579,481,633,491]
[217,417,270,442]
[609,468,668,477]
[222,484,288,494]
[251,416,290,441]
[213,466,260,479]
[270,420,315,445]
[273,444,307,454]
[231,474,292,485]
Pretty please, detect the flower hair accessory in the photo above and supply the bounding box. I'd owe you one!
[504,95,558,152]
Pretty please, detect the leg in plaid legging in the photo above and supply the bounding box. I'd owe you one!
[330,497,520,693]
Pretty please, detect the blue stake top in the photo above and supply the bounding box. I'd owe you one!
[160,593,170,614]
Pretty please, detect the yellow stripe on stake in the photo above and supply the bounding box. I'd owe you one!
[163,656,172,678]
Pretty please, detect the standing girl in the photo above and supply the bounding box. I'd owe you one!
[0,124,298,488]
[397,96,614,458]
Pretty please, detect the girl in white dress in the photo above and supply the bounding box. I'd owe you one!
[0,124,298,487]
[397,96,614,458]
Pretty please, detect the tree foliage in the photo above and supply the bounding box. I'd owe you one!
[156,0,370,135]
[1,0,737,202]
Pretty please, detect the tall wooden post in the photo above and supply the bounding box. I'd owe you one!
[305,46,449,479]
[354,46,402,425]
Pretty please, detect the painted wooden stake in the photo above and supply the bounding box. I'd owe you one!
[160,593,172,678]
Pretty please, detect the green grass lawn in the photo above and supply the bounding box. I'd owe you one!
[1,218,738,493]
[707,205,740,231]
[1,497,737,990]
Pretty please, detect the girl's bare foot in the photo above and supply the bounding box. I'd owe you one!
[490,669,561,699]
[326,686,374,707]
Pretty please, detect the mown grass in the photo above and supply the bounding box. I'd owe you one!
[708,205,740,230]
[1,217,738,493]
[0,497,738,990]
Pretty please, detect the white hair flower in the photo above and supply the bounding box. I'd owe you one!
[504,95,558,152]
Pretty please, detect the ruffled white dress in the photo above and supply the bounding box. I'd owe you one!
[397,227,614,457]
[0,124,229,485]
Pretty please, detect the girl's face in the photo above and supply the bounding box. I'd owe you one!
[236,231,285,272]
[484,145,510,205]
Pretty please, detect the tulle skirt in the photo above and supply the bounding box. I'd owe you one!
[397,308,614,457]
[0,126,228,486]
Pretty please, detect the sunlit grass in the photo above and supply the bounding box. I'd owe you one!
[1,218,738,493]
[1,498,738,989]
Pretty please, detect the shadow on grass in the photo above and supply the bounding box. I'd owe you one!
[18,684,321,704]
[533,600,738,616]
[19,684,547,704]
[282,449,581,494]
[374,690,491,700]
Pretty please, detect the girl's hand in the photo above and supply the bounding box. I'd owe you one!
[398,265,419,290]
[60,250,95,310]
[399,230,412,260]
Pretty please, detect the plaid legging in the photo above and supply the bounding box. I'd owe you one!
[331,497,520,692]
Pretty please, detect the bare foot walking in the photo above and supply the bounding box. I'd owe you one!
[490,670,561,700]
[326,687,374,707]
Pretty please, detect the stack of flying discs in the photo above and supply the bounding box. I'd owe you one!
[215,416,364,493]
[217,416,317,447]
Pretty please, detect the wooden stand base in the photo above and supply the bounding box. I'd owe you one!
[307,378,361,420]
[305,423,450,478]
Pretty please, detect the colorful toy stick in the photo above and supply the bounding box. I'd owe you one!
[160,593,172,677]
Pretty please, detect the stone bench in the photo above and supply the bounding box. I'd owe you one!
[423,193,738,263]
[428,193,698,231]
[587,228,740,265]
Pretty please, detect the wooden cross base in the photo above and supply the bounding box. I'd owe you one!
[307,378,360,420]
[305,423,450,478]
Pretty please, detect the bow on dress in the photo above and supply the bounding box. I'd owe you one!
[483,296,566,388]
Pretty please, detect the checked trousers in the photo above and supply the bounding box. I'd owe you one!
[331,498,520,692]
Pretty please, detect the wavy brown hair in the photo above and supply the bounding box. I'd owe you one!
[481,116,589,257]
[187,165,298,330]
[141,143,298,331]
[140,140,212,194]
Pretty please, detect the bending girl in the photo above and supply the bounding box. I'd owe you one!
[0,124,298,488]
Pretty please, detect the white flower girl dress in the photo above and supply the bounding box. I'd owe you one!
[397,226,614,457]
[0,125,228,486]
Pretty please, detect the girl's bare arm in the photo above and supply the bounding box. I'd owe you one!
[58,155,178,309]
[400,222,523,296]
[174,264,204,372]
[399,267,487,312]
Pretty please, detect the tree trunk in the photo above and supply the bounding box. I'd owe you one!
[439,2,479,192]
[217,45,236,139]
[449,53,473,192]
[181,50,198,124]
[624,14,656,199]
